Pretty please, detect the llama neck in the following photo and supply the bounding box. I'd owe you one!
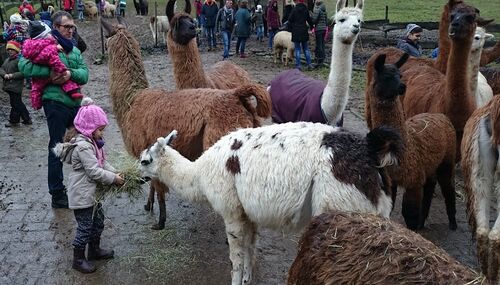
[371,95,408,143]
[321,37,354,125]
[446,37,473,105]
[158,150,205,202]
[434,3,451,74]
[167,34,210,89]
[108,31,149,130]
[468,47,482,97]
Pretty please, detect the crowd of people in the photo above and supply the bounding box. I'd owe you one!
[195,0,330,69]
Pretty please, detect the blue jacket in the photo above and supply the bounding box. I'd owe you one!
[397,37,422,58]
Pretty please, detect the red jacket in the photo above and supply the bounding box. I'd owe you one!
[63,0,75,10]
[195,0,202,16]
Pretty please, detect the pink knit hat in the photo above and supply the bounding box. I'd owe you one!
[74,97,109,138]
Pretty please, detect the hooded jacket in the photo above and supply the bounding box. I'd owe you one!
[53,134,116,209]
[288,2,313,42]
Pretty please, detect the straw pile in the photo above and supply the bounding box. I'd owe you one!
[95,151,145,203]
[288,211,484,285]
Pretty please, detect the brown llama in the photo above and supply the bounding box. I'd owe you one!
[101,17,272,230]
[400,5,492,158]
[480,41,500,67]
[287,211,485,285]
[461,95,500,284]
[165,0,253,90]
[366,53,457,230]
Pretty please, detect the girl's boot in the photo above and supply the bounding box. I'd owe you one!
[88,240,114,260]
[72,248,96,273]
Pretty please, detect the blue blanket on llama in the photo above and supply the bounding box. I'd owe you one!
[269,69,343,126]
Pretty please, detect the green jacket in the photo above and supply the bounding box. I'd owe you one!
[0,56,24,94]
[18,47,89,108]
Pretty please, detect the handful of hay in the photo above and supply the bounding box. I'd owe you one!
[95,151,145,203]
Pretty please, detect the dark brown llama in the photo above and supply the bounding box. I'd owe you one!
[102,17,272,230]
[288,211,484,285]
[480,41,500,66]
[366,53,457,230]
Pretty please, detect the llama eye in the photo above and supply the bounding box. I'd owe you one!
[339,19,346,23]
[474,36,480,40]
[357,19,361,23]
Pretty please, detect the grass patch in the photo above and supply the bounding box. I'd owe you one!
[119,226,196,277]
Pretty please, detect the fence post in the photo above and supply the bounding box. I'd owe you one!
[384,5,388,38]
[154,1,157,47]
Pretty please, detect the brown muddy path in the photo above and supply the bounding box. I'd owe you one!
[0,15,479,285]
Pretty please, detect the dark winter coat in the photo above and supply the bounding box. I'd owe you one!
[311,2,327,31]
[216,7,235,32]
[288,3,313,43]
[266,0,280,30]
[202,1,219,28]
[235,7,251,37]
[0,55,24,94]
[282,4,293,24]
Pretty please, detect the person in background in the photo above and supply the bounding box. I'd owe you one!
[19,11,89,209]
[266,0,280,49]
[77,0,85,21]
[201,0,219,51]
[118,0,126,17]
[3,13,29,44]
[397,23,423,57]
[195,0,203,27]
[252,4,264,42]
[63,0,76,15]
[0,40,31,127]
[18,0,35,18]
[282,0,294,25]
[288,0,313,70]
[234,0,251,58]
[216,0,234,60]
[311,0,327,68]
[54,98,124,273]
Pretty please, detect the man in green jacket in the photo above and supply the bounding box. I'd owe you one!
[312,0,327,68]
[19,11,89,208]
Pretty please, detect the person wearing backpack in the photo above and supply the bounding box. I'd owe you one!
[216,0,234,60]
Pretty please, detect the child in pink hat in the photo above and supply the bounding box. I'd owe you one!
[53,97,123,274]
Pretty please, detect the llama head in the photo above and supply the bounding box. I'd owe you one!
[471,27,494,52]
[333,0,363,45]
[101,16,128,38]
[372,53,408,101]
[166,0,196,45]
[139,130,178,181]
[448,3,493,41]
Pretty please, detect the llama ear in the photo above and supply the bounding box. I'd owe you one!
[184,0,191,15]
[485,33,494,40]
[395,53,409,68]
[100,17,114,37]
[374,54,386,73]
[165,130,178,146]
[166,0,176,22]
[477,18,494,27]
[355,0,363,10]
[117,15,128,28]
[336,0,347,12]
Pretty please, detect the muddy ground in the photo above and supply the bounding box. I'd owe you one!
[0,15,481,285]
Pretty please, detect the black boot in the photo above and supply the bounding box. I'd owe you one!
[88,240,114,260]
[51,191,69,208]
[72,248,96,273]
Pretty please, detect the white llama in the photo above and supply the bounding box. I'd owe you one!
[469,27,494,107]
[139,122,403,285]
[268,0,363,126]
[461,95,500,284]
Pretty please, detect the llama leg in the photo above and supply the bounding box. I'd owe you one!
[242,221,256,284]
[487,198,500,283]
[153,187,167,230]
[144,183,155,211]
[391,184,398,213]
[475,182,492,276]
[224,217,248,285]
[420,177,436,230]
[436,163,457,230]
[402,187,422,231]
[477,230,490,278]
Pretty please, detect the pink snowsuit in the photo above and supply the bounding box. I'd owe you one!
[22,38,80,109]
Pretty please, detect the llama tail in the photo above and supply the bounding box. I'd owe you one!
[233,84,273,121]
[366,126,404,168]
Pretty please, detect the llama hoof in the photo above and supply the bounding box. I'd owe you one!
[144,203,152,211]
[151,222,165,230]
